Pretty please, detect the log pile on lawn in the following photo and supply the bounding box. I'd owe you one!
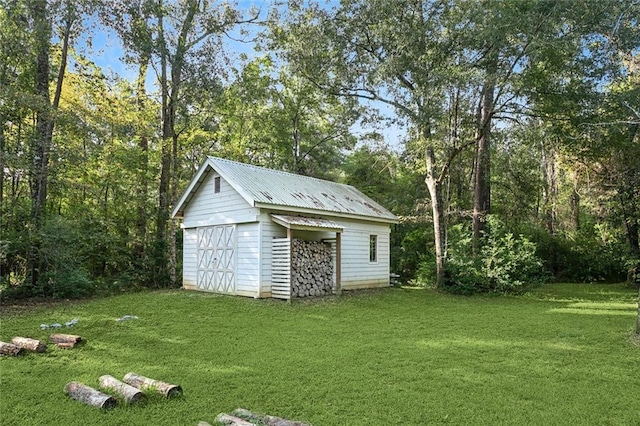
[123,372,182,398]
[64,382,117,409]
[213,413,255,426]
[99,375,146,404]
[50,333,84,349]
[0,341,24,357]
[291,239,333,298]
[12,337,47,353]
[232,408,311,426]
[65,373,180,409]
[206,408,311,426]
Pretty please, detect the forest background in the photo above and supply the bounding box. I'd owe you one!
[1,0,639,300]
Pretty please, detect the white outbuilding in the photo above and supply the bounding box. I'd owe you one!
[171,157,398,299]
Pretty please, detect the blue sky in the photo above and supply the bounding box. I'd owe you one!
[76,1,406,150]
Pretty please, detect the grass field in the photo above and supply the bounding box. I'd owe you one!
[1,283,639,425]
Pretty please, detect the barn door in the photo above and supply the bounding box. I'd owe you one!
[196,225,236,293]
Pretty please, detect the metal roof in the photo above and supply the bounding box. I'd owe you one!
[172,157,398,223]
[271,214,344,232]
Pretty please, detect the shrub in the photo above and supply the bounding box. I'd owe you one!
[38,216,95,298]
[518,223,629,283]
[443,216,548,294]
[396,226,434,284]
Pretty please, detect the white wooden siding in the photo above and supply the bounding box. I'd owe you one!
[182,228,198,290]
[271,238,291,299]
[183,171,259,229]
[236,222,260,295]
[338,220,390,289]
[259,214,287,296]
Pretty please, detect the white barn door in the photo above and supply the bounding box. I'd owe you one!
[196,225,236,293]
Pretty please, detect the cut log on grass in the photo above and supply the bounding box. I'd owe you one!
[64,382,117,409]
[215,413,256,425]
[50,333,83,348]
[122,372,182,398]
[0,341,24,356]
[98,375,146,404]
[232,408,312,426]
[11,337,47,353]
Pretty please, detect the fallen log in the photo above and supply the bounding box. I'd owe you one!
[64,382,117,409]
[50,333,83,348]
[122,372,182,398]
[215,413,256,425]
[98,375,146,404]
[0,341,24,357]
[11,337,47,353]
[232,408,312,426]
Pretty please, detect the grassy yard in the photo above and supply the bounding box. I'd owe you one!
[1,283,638,425]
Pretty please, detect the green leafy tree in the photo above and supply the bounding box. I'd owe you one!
[102,0,256,286]
[213,57,359,179]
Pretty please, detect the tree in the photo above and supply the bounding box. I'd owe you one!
[27,0,81,288]
[275,0,573,287]
[103,0,254,286]
[274,0,479,287]
[213,57,359,179]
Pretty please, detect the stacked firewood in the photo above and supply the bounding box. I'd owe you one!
[291,239,333,298]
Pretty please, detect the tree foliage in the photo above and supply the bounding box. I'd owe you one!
[0,0,638,301]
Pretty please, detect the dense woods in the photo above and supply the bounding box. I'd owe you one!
[1,0,638,299]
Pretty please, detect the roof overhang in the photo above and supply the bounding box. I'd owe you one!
[259,203,399,224]
[271,214,344,233]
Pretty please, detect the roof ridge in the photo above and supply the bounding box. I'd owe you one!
[208,156,353,188]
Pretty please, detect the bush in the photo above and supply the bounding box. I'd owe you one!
[38,216,95,298]
[395,225,434,284]
[443,217,548,294]
[519,223,629,283]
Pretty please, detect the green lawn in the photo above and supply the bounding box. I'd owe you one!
[1,283,638,425]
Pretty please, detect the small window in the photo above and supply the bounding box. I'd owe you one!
[369,235,378,262]
[214,176,221,193]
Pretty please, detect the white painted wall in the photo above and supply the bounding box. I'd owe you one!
[182,227,198,290]
[181,169,261,294]
[236,222,260,296]
[338,219,390,289]
[182,170,259,228]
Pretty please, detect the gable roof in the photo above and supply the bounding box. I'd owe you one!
[171,156,398,223]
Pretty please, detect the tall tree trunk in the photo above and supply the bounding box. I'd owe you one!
[155,0,197,287]
[30,0,51,228]
[636,286,640,335]
[570,186,580,231]
[622,124,640,257]
[169,132,178,286]
[472,57,496,254]
[155,2,171,287]
[29,0,52,289]
[134,55,150,260]
[0,124,5,212]
[28,0,73,289]
[425,145,447,288]
[541,142,557,235]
